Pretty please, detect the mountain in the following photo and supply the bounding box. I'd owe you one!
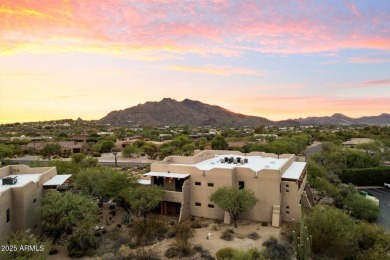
[99,98,275,126]
[99,98,390,126]
[294,113,390,126]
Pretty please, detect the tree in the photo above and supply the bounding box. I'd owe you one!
[73,167,136,201]
[122,144,142,158]
[0,144,14,159]
[344,193,379,222]
[121,185,165,224]
[41,143,61,160]
[142,143,160,159]
[39,191,98,244]
[210,186,258,228]
[211,135,228,150]
[0,231,49,260]
[71,153,86,163]
[306,205,357,258]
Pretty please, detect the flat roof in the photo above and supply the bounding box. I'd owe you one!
[282,162,306,180]
[138,179,151,185]
[0,174,42,192]
[43,174,72,186]
[144,172,190,179]
[188,155,288,172]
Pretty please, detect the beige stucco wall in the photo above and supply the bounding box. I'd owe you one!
[0,189,13,238]
[179,179,191,222]
[150,150,305,224]
[0,166,57,240]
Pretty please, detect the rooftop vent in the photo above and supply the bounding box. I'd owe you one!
[244,158,248,164]
[2,176,18,185]
[271,161,275,164]
[265,165,270,168]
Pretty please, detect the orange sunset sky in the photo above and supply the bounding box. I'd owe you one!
[0,0,389,123]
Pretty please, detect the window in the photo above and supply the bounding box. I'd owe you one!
[286,189,289,192]
[207,183,214,187]
[195,182,201,186]
[208,204,214,208]
[34,224,37,230]
[6,208,10,223]
[286,184,289,187]
[286,211,290,214]
[195,202,201,207]
[239,181,245,189]
[33,198,37,204]
[286,206,289,209]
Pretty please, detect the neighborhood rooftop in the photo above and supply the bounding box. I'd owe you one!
[0,174,42,192]
[193,154,288,172]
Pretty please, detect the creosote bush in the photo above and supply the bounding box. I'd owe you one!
[220,228,235,241]
[247,231,260,240]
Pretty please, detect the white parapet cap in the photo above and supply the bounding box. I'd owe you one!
[144,172,190,179]
[281,162,306,180]
[43,174,72,186]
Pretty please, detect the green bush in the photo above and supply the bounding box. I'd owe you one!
[306,205,357,259]
[216,247,236,260]
[220,229,235,241]
[247,231,260,240]
[49,248,58,255]
[344,193,379,222]
[339,167,390,186]
[129,248,161,260]
[67,231,100,258]
[190,219,203,228]
[262,237,292,260]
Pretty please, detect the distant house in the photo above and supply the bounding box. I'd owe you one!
[115,136,144,149]
[24,141,83,156]
[342,138,374,148]
[159,134,173,140]
[0,165,72,239]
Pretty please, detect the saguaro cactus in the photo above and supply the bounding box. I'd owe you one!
[292,193,312,260]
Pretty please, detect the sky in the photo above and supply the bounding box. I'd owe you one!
[0,0,389,123]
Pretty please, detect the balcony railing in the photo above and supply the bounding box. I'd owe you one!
[163,190,183,203]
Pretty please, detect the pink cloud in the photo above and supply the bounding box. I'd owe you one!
[340,79,390,88]
[1,1,389,57]
[168,64,263,76]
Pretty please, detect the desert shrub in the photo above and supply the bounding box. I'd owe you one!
[262,237,292,260]
[132,217,169,246]
[165,247,178,258]
[220,228,235,241]
[216,247,237,260]
[231,248,262,260]
[190,219,203,228]
[109,204,116,210]
[166,229,176,238]
[247,231,260,240]
[193,244,204,252]
[129,248,161,260]
[344,193,379,222]
[67,231,100,258]
[49,248,58,255]
[306,205,357,258]
[210,223,218,231]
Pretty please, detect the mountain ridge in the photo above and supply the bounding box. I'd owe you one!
[99,98,390,126]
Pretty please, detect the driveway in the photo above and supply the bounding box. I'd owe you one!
[360,187,390,231]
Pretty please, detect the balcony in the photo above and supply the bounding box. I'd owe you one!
[163,190,183,203]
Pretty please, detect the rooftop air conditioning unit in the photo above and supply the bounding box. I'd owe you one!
[2,176,18,185]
